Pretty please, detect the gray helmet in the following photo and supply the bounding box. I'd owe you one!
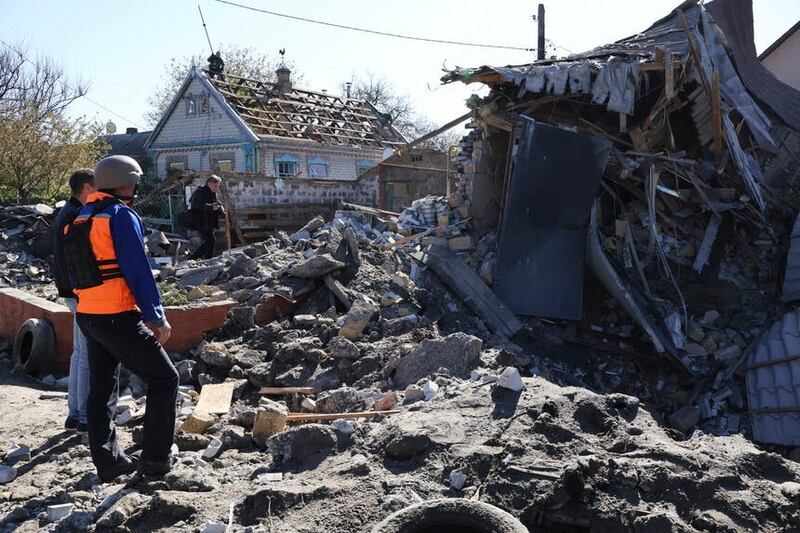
[94,155,143,190]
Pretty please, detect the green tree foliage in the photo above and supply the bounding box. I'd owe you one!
[0,43,107,203]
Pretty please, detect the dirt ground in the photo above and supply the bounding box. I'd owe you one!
[2,349,800,532]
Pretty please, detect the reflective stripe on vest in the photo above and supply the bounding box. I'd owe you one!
[74,209,139,315]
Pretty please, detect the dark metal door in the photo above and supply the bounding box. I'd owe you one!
[494,117,611,320]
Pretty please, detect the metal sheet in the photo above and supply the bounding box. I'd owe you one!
[493,117,611,320]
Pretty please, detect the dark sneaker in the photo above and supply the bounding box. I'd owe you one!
[64,416,78,432]
[138,459,171,477]
[76,422,88,435]
[97,455,138,483]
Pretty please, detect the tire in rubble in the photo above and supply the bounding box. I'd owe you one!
[371,499,527,533]
[13,318,54,377]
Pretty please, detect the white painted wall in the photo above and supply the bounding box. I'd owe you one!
[149,77,245,146]
[763,30,800,91]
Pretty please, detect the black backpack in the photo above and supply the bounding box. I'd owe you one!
[61,197,124,290]
[178,208,199,230]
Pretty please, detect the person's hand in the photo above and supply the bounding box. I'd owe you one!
[154,320,172,344]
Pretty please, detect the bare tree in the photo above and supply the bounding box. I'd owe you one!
[0,43,105,202]
[145,44,303,126]
[341,72,460,151]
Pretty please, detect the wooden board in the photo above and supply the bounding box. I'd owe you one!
[285,410,400,423]
[423,245,522,337]
[194,382,235,415]
[260,386,315,395]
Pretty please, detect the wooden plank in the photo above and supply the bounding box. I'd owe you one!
[260,386,315,395]
[423,245,522,337]
[629,127,649,152]
[665,53,675,99]
[711,70,723,158]
[219,179,245,247]
[194,382,235,415]
[285,410,401,423]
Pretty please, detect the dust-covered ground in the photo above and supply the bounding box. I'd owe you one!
[1,354,799,532]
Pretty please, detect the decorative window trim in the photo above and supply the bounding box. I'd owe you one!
[308,156,329,178]
[185,93,196,116]
[356,159,375,177]
[275,153,298,178]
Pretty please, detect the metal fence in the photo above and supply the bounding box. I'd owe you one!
[133,174,188,236]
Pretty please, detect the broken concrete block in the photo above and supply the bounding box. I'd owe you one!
[380,292,403,307]
[5,444,31,464]
[199,343,232,368]
[339,299,379,340]
[201,437,222,460]
[331,419,355,436]
[46,503,73,522]
[327,336,360,359]
[714,345,742,361]
[301,397,317,411]
[423,380,439,401]
[289,254,345,278]
[388,333,482,387]
[177,265,223,288]
[267,424,337,463]
[180,412,216,434]
[702,310,720,325]
[0,465,16,484]
[252,401,289,448]
[496,367,525,392]
[448,235,474,252]
[449,469,467,490]
[374,392,398,411]
[293,314,318,328]
[404,384,424,402]
[393,272,412,289]
[230,306,256,329]
[668,406,701,433]
[199,522,227,533]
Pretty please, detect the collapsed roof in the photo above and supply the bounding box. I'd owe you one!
[204,70,407,149]
[443,0,800,444]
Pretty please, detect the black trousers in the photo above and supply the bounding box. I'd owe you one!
[76,311,178,470]
[191,228,216,260]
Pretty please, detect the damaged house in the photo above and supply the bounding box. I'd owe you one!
[143,64,407,235]
[443,0,800,444]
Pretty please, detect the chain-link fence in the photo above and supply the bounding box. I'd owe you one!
[133,173,189,236]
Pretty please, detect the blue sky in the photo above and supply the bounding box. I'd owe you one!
[1,0,798,133]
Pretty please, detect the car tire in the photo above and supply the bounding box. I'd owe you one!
[13,318,54,377]
[371,498,528,533]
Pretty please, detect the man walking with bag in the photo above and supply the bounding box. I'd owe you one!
[63,155,178,482]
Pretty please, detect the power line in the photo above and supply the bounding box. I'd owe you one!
[213,0,535,52]
[0,39,141,128]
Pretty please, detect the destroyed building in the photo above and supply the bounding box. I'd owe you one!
[4,1,800,532]
[442,0,800,445]
[143,64,406,221]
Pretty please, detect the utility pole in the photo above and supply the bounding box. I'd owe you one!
[537,3,546,61]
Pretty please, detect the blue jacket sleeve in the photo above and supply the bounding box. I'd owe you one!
[110,207,165,324]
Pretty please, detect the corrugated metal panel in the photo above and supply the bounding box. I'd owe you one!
[706,0,800,133]
[746,309,800,445]
[782,215,800,303]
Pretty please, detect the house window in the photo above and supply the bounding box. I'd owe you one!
[185,93,196,115]
[211,151,235,173]
[356,159,375,177]
[275,154,298,177]
[199,93,209,113]
[410,154,423,162]
[308,156,329,178]
[166,155,189,175]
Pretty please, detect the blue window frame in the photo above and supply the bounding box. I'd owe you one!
[308,156,329,178]
[356,159,375,177]
[275,153,298,177]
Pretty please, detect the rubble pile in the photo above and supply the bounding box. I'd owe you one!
[0,204,58,299]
